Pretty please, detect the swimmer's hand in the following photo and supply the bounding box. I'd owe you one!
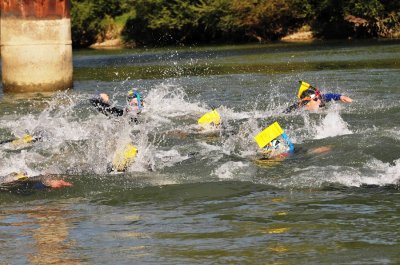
[340,95,353,103]
[45,179,73,189]
[307,145,332,155]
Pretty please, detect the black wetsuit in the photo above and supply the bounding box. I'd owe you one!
[89,98,124,117]
[283,100,310,113]
[89,98,139,124]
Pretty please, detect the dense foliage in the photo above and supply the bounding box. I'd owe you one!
[71,0,400,47]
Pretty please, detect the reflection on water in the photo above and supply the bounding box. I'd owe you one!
[1,204,79,264]
[27,206,77,264]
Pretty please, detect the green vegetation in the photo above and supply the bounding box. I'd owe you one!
[71,0,400,48]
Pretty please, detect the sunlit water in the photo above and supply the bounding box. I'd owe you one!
[1,40,399,264]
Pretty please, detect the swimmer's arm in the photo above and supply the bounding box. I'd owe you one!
[322,93,342,102]
[339,95,353,103]
[323,93,352,103]
[307,145,332,155]
[107,106,124,116]
[43,179,73,189]
[284,100,311,113]
[32,176,73,189]
[89,97,110,108]
[89,98,124,116]
[283,102,299,113]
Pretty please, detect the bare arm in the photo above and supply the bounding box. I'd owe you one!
[340,95,353,103]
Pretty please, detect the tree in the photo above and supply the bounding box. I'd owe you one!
[71,0,100,47]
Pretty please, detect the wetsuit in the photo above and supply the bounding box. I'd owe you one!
[0,176,51,193]
[89,98,138,124]
[89,98,124,117]
[284,93,342,113]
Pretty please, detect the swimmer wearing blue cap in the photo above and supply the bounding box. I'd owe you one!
[89,89,145,123]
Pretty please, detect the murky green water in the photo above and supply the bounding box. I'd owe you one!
[1,40,400,264]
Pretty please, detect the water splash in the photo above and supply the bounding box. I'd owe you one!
[314,108,352,139]
[213,161,250,180]
[0,74,397,190]
[330,158,400,187]
[271,157,400,189]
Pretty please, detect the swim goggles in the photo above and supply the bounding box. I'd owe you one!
[300,88,321,99]
[302,96,320,102]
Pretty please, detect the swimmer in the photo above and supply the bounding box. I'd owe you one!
[0,172,72,193]
[0,133,42,149]
[197,109,222,131]
[254,122,294,160]
[166,109,222,138]
[89,93,123,116]
[257,135,294,159]
[89,90,145,123]
[284,81,353,113]
[126,90,144,114]
[254,122,332,164]
[107,143,138,173]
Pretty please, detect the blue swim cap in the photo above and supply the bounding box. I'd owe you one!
[127,90,142,112]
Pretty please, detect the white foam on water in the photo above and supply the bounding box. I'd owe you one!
[386,127,400,141]
[314,107,352,139]
[2,78,394,189]
[195,141,225,164]
[145,82,205,119]
[220,117,261,157]
[213,161,249,180]
[218,105,256,121]
[152,149,190,170]
[282,105,353,144]
[0,84,224,176]
[287,158,400,189]
[0,92,147,175]
[3,93,93,145]
[330,158,400,187]
[0,150,42,177]
[139,82,211,137]
[142,82,260,138]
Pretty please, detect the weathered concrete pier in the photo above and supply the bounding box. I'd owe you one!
[0,0,72,93]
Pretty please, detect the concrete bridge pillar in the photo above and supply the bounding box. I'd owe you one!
[0,0,73,93]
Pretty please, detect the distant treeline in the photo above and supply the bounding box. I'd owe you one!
[71,0,400,48]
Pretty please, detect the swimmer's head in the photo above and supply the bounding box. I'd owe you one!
[266,139,280,151]
[262,138,290,159]
[300,88,320,99]
[127,90,143,112]
[127,90,139,100]
[299,87,324,109]
[12,172,29,181]
[99,93,110,104]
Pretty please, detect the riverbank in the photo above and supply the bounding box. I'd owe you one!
[87,25,399,49]
[88,26,317,49]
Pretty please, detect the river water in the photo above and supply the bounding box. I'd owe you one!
[1,40,399,264]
